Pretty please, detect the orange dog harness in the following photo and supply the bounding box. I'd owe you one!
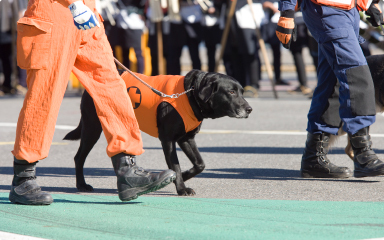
[121,72,202,138]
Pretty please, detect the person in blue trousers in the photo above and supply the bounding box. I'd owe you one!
[276,0,384,178]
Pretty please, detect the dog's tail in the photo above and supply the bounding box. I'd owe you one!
[63,119,82,141]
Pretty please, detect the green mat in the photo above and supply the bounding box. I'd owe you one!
[1,193,384,240]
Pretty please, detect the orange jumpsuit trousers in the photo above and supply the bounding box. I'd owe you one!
[14,0,144,163]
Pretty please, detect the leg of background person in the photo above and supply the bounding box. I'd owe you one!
[0,43,13,92]
[187,37,202,70]
[206,43,216,72]
[233,50,246,87]
[18,67,27,88]
[308,35,319,72]
[242,53,260,98]
[134,46,144,74]
[244,54,260,89]
[290,47,313,96]
[271,42,289,85]
[271,43,281,82]
[223,52,234,76]
[360,40,371,57]
[166,45,183,75]
[292,50,307,87]
[122,47,131,70]
[148,32,159,75]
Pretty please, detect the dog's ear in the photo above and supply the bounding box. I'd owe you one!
[196,72,218,103]
[186,70,220,103]
[185,69,202,82]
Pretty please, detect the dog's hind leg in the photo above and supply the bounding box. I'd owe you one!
[345,136,354,160]
[74,91,103,192]
[177,134,205,183]
[74,124,102,192]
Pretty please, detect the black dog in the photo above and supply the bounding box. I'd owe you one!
[64,70,252,196]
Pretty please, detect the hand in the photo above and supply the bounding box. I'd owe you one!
[275,10,296,49]
[69,1,100,30]
[366,3,384,27]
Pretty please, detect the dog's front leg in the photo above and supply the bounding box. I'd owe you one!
[161,140,194,196]
[177,137,205,183]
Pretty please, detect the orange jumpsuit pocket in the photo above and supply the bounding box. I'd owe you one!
[17,17,53,70]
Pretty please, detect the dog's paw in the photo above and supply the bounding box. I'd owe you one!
[177,188,196,196]
[77,184,94,192]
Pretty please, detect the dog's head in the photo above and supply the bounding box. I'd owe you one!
[186,70,252,119]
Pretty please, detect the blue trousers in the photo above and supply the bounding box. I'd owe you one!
[301,0,376,135]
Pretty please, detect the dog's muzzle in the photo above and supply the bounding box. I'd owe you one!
[236,106,252,118]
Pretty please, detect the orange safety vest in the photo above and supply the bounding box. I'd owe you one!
[120,72,202,138]
[311,0,371,11]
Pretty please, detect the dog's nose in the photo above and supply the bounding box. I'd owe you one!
[246,107,252,114]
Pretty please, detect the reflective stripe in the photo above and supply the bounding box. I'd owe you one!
[324,0,353,5]
[311,0,355,10]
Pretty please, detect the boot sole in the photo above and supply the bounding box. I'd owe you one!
[9,191,53,205]
[301,171,352,178]
[354,168,384,178]
[119,172,176,202]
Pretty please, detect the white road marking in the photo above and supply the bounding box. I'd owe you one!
[199,129,384,137]
[2,122,384,137]
[0,123,74,130]
[0,142,67,145]
[0,231,48,240]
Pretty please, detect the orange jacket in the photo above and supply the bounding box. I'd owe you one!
[311,0,371,10]
[121,72,202,138]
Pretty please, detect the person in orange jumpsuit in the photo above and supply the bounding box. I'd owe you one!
[9,0,176,205]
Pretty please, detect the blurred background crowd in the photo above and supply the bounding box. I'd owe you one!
[1,0,384,97]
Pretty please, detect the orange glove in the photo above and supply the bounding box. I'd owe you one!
[276,10,296,49]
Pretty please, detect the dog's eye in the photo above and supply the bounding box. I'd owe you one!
[229,90,236,95]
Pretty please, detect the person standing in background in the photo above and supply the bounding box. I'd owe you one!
[115,0,146,73]
[201,0,225,72]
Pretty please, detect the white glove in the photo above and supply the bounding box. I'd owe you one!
[69,1,100,30]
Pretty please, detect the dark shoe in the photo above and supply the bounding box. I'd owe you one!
[288,86,313,95]
[9,159,53,205]
[111,153,176,201]
[349,127,384,178]
[275,79,290,86]
[2,86,16,94]
[15,85,28,96]
[301,132,352,178]
[243,86,259,98]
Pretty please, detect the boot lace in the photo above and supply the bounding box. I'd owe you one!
[317,145,330,164]
[125,156,150,174]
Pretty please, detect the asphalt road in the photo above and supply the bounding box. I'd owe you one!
[1,85,384,202]
[3,47,384,239]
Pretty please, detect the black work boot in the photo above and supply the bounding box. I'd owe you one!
[111,153,176,201]
[349,127,384,178]
[9,158,53,205]
[301,132,352,178]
